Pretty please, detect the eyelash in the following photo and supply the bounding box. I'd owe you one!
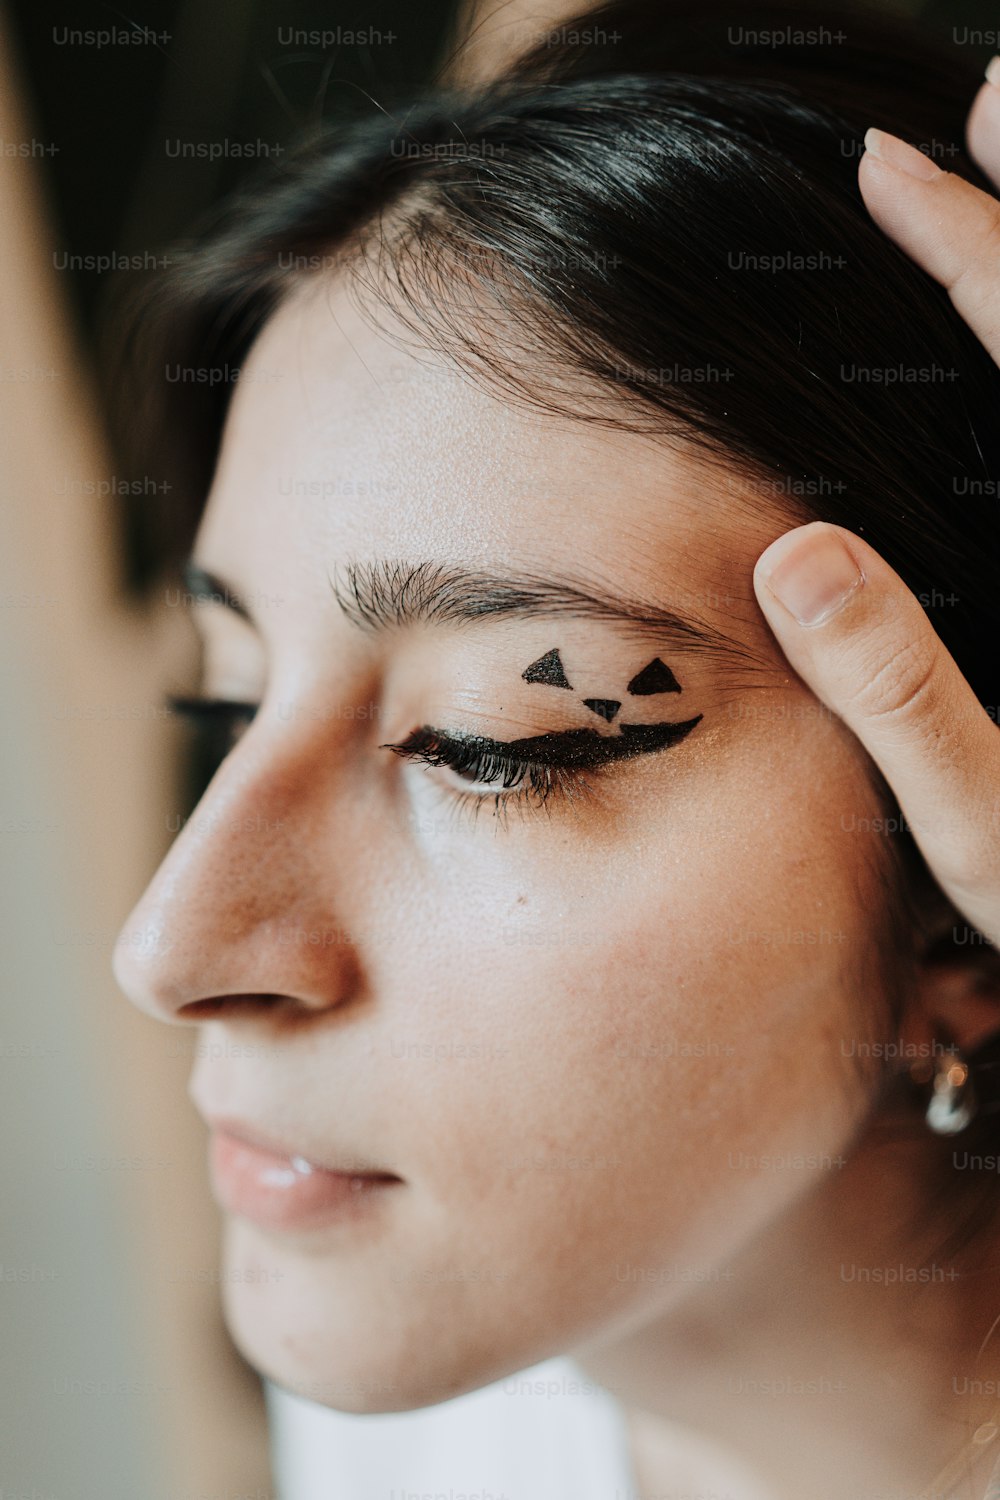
[165,697,598,822]
[380,725,600,822]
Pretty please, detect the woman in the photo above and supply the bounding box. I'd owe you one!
[111,2,1000,1495]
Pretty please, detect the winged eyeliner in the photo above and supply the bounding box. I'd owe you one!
[408,718,703,769]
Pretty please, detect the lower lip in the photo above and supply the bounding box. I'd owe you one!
[208,1129,400,1231]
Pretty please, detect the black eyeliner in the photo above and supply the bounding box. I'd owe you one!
[382,717,703,770]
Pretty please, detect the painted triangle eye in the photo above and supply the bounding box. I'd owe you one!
[522,648,573,689]
[627,657,681,695]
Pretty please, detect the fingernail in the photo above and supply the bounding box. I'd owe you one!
[863,126,943,181]
[760,526,866,628]
[986,55,1000,88]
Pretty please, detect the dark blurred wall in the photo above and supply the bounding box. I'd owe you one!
[9,0,459,337]
[4,0,459,599]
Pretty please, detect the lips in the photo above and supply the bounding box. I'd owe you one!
[203,1113,398,1179]
[199,1113,402,1232]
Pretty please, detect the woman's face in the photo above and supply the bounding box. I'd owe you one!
[114,273,902,1412]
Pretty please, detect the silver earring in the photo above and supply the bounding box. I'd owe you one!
[923,1044,978,1135]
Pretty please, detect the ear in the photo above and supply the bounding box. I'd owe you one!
[899,892,1000,1060]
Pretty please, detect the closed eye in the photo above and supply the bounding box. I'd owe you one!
[379,716,702,821]
[165,693,258,774]
[164,696,703,825]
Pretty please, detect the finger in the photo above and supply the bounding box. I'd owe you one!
[967,62,1000,193]
[753,521,1000,946]
[857,124,1000,368]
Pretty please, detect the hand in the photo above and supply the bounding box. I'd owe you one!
[751,68,1000,950]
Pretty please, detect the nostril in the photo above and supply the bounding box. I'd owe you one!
[177,994,289,1023]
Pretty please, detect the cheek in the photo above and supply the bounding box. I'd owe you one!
[383,717,892,1272]
[219,715,903,1409]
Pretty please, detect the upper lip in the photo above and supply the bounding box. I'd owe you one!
[199,1111,401,1180]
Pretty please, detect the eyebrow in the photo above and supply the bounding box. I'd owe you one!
[330,558,767,669]
[180,556,768,672]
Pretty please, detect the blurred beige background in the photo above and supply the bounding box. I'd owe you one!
[0,21,271,1500]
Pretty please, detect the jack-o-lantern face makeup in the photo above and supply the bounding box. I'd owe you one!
[518,647,696,740]
[379,650,703,815]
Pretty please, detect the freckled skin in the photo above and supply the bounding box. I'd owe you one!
[113,273,908,1418]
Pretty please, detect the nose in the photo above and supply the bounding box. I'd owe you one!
[112,717,364,1024]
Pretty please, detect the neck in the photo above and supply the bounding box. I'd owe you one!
[571,1109,1000,1500]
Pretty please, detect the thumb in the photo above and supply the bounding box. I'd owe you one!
[752,521,1000,946]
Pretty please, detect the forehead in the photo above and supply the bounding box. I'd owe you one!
[197,273,789,666]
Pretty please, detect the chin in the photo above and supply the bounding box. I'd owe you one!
[216,1215,526,1414]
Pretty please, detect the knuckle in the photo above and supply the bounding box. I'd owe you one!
[842,631,943,725]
